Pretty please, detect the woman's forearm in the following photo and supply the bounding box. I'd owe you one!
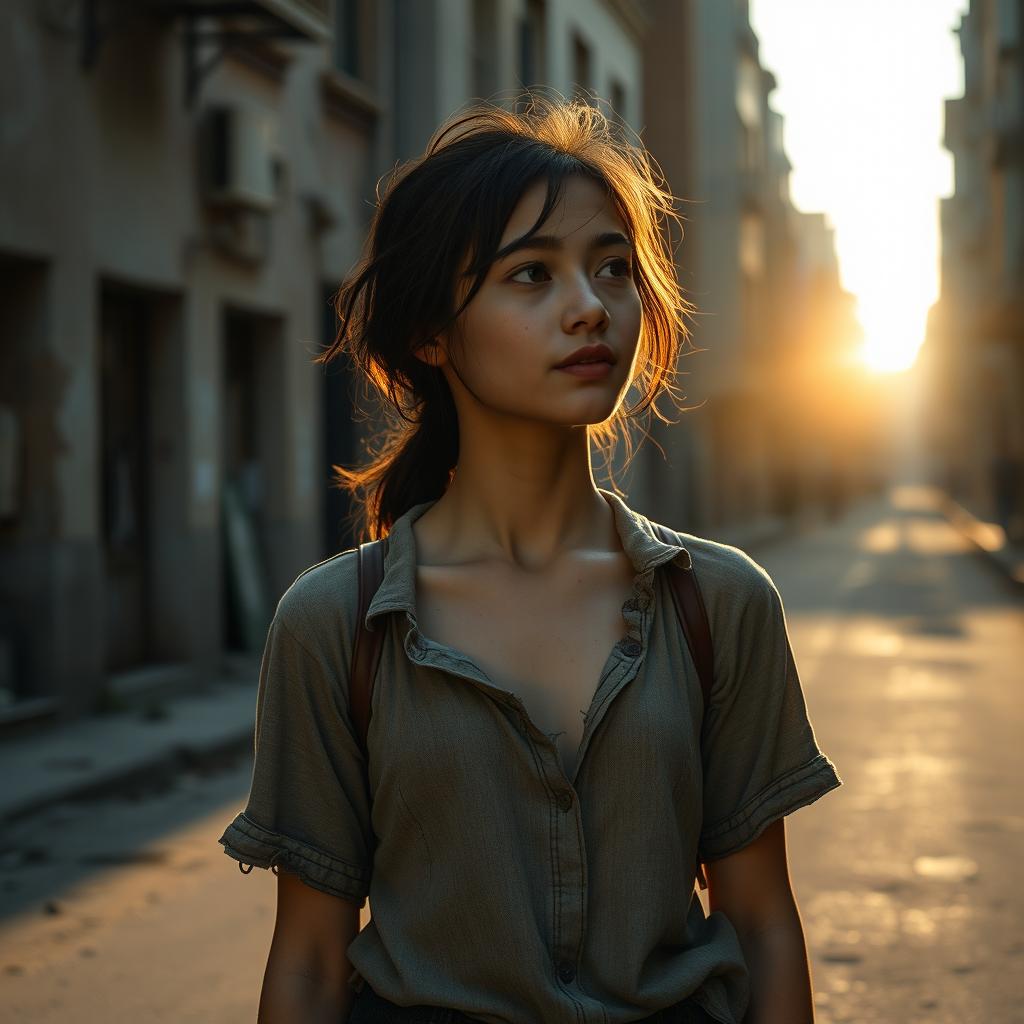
[257,965,354,1023]
[740,920,815,1024]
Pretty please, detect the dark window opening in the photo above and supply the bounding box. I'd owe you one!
[571,33,592,102]
[518,0,546,89]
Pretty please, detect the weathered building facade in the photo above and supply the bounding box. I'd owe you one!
[0,0,390,721]
[635,0,864,533]
[924,0,1024,537]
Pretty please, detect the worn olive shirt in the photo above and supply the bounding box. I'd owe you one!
[219,488,842,1024]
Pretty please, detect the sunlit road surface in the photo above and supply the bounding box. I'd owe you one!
[0,761,273,1022]
[749,484,1024,1024]
[1,485,1021,1023]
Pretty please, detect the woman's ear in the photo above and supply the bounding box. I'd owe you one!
[414,336,448,368]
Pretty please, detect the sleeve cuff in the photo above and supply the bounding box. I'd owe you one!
[700,752,842,862]
[218,812,371,908]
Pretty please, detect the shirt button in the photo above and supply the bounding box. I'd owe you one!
[557,791,573,812]
[621,640,642,657]
[557,961,576,983]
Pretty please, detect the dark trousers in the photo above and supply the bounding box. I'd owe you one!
[349,982,718,1023]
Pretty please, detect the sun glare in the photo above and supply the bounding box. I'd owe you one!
[746,2,968,384]
[857,331,920,374]
[852,291,928,374]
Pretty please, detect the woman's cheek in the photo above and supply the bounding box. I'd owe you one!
[619,289,643,329]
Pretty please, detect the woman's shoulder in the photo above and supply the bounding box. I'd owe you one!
[653,519,774,587]
[272,546,363,655]
[649,518,781,617]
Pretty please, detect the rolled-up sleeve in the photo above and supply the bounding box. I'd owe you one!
[698,563,841,863]
[218,607,373,907]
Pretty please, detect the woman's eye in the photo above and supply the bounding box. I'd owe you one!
[509,263,551,284]
[597,258,632,279]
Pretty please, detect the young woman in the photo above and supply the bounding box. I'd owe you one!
[219,94,842,1024]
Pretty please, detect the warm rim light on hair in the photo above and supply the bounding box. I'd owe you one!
[317,89,702,541]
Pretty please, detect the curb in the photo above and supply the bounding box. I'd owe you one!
[939,495,1024,594]
[0,681,258,827]
[1,728,254,826]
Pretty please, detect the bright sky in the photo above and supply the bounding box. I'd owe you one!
[748,0,970,373]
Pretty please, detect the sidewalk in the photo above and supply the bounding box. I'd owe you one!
[0,512,802,827]
[0,676,258,825]
[938,493,1024,593]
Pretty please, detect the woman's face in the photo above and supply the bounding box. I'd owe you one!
[428,174,643,428]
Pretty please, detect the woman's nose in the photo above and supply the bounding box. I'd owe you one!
[561,276,610,334]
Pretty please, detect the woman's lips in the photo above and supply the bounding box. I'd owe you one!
[556,361,613,379]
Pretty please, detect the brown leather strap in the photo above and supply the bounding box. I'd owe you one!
[351,538,386,768]
[650,523,714,893]
[349,524,714,889]
[650,523,714,711]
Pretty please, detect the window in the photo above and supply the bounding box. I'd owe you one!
[519,0,546,87]
[572,32,592,101]
[334,0,359,77]
[334,0,373,82]
[736,52,762,155]
[472,0,499,98]
[740,121,763,172]
[610,78,627,126]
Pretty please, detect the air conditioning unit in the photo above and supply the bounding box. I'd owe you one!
[200,105,280,211]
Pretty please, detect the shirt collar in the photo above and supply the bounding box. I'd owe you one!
[364,487,691,630]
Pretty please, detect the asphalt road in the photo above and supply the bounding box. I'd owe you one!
[758,485,1024,1024]
[1,484,1021,1023]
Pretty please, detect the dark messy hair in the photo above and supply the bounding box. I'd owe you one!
[316,91,698,541]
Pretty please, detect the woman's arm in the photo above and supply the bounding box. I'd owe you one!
[706,818,816,1024]
[257,869,362,1023]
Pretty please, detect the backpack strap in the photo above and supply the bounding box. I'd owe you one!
[351,538,387,767]
[349,527,714,750]
[649,523,714,710]
[349,524,714,889]
[650,522,714,892]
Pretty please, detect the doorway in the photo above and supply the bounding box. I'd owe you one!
[100,287,156,670]
[221,307,282,653]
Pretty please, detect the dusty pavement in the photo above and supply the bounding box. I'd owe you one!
[754,485,1024,1024]
[1,484,1021,1023]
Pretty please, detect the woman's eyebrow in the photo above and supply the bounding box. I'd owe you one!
[494,230,631,261]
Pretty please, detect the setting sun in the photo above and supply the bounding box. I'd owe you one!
[857,334,919,374]
[855,295,929,373]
